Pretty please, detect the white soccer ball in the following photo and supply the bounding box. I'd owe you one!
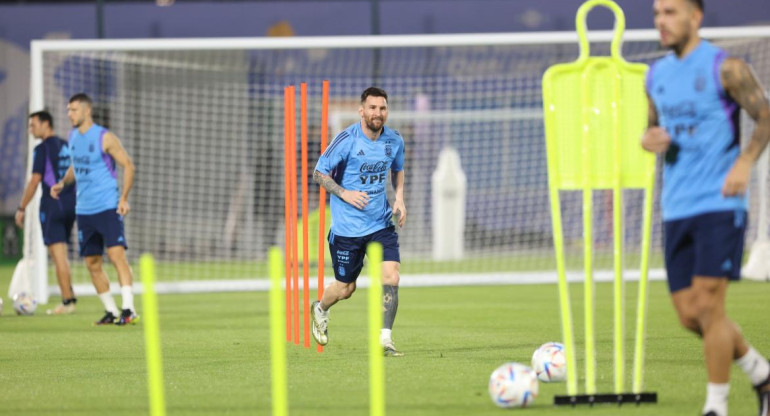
[0,296,3,315]
[488,362,539,408]
[531,341,567,382]
[12,292,37,316]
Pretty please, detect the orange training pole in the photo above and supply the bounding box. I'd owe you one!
[317,80,329,353]
[283,87,293,342]
[301,83,310,349]
[289,85,300,345]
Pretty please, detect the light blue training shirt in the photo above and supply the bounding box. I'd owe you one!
[647,40,747,221]
[315,122,405,237]
[69,124,120,215]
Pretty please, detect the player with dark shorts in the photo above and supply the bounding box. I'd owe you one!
[643,1,770,415]
[52,93,138,327]
[16,110,77,314]
[328,226,400,284]
[311,87,407,357]
[77,210,127,257]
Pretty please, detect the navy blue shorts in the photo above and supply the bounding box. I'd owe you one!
[328,226,400,283]
[77,209,127,257]
[39,205,76,246]
[664,210,747,293]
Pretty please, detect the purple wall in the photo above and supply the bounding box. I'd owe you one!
[103,2,370,39]
[1,0,769,49]
[0,4,96,48]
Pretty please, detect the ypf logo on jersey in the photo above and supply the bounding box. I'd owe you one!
[359,160,389,185]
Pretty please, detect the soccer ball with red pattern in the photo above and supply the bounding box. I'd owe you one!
[531,342,567,382]
[488,362,538,408]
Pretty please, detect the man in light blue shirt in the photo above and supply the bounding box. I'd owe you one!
[52,93,139,327]
[642,1,770,415]
[311,87,407,357]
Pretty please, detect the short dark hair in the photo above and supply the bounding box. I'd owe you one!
[69,93,93,106]
[361,87,388,104]
[29,110,54,128]
[687,0,703,12]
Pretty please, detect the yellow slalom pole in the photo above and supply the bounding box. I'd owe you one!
[549,188,577,396]
[580,60,599,396]
[269,247,289,416]
[543,153,577,394]
[140,254,167,416]
[610,63,625,395]
[633,179,655,393]
[367,243,385,416]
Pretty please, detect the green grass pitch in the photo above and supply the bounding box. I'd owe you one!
[1,263,768,415]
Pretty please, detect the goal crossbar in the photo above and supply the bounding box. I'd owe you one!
[30,26,770,52]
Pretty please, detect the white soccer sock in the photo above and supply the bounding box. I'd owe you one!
[736,347,770,386]
[316,302,328,316]
[380,328,392,343]
[120,285,135,312]
[703,383,729,416]
[98,291,120,316]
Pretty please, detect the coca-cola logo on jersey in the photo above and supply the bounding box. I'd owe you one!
[360,160,389,173]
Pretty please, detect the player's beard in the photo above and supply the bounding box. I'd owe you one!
[365,117,384,133]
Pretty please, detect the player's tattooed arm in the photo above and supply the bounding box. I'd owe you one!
[313,170,344,198]
[722,57,770,164]
[721,57,770,196]
[314,170,370,209]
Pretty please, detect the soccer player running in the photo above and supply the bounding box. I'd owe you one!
[51,93,139,326]
[643,1,770,415]
[15,111,77,314]
[311,87,407,357]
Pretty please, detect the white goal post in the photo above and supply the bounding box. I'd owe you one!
[26,26,770,301]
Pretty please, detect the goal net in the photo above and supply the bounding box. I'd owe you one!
[27,28,770,300]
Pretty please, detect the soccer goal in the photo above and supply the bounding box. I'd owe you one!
[26,26,770,301]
